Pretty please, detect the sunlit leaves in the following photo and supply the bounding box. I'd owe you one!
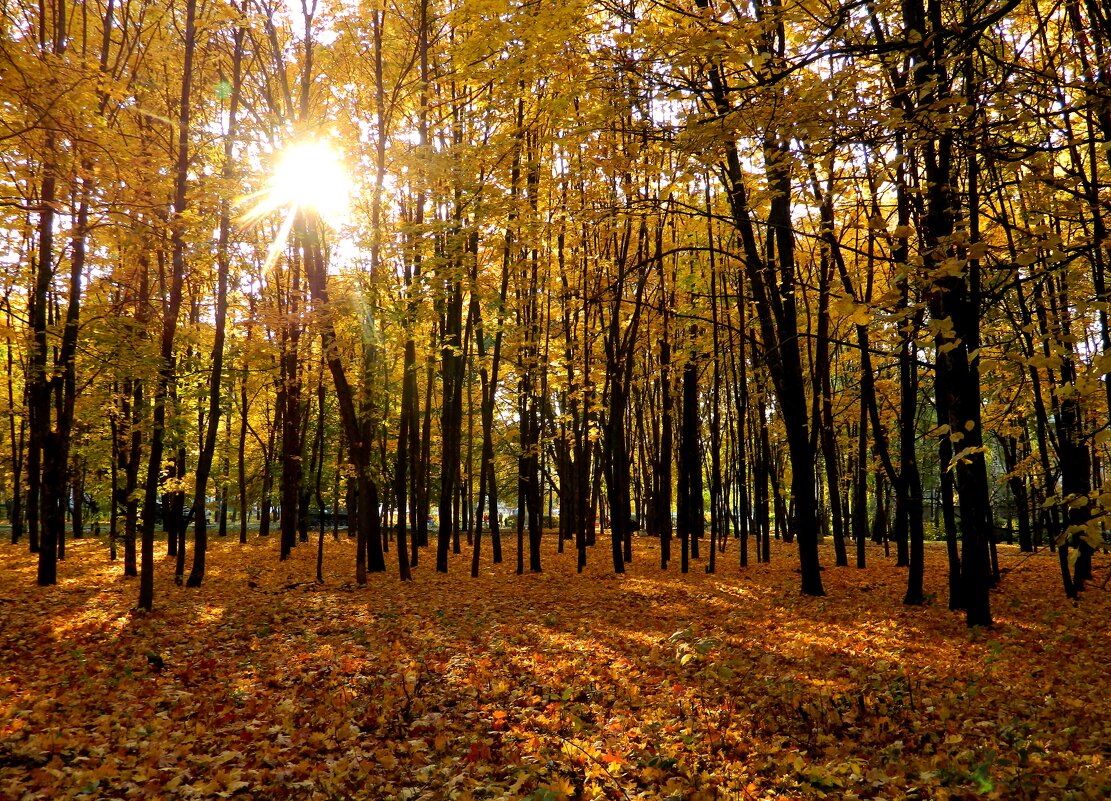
[2,535,1109,798]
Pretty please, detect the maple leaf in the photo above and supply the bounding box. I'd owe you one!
[533,776,576,801]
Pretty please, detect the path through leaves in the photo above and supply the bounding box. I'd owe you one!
[1,535,1108,800]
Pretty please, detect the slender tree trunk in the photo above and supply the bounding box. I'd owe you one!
[678,352,704,571]
[187,16,242,586]
[470,162,513,577]
[172,436,187,582]
[5,298,25,546]
[140,0,196,610]
[30,126,58,584]
[901,289,928,606]
[258,428,274,538]
[109,415,118,559]
[71,467,83,541]
[301,214,387,580]
[707,205,724,574]
[1001,435,1033,552]
[658,333,673,569]
[437,261,466,572]
[733,281,750,569]
[688,5,824,591]
[237,323,252,544]
[278,244,304,562]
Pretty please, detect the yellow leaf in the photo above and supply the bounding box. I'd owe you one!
[850,304,873,326]
[540,776,576,800]
[967,242,989,259]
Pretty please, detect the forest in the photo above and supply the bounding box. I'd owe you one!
[1,0,1110,796]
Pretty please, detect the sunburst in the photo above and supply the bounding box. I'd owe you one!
[240,139,350,273]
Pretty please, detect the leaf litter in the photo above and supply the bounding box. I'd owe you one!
[0,536,1108,800]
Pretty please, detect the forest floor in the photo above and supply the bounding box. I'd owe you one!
[0,532,1108,801]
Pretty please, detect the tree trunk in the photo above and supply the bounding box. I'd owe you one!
[186,16,242,586]
[687,5,824,592]
[657,333,673,569]
[278,246,304,562]
[301,215,387,579]
[30,126,58,584]
[677,354,704,573]
[138,0,196,611]
[437,259,466,572]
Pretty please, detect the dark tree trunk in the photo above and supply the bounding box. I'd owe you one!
[437,261,466,573]
[937,390,963,610]
[258,436,274,540]
[278,271,303,563]
[393,333,416,582]
[689,17,825,591]
[1000,436,1033,552]
[901,290,928,606]
[603,381,632,574]
[732,283,750,569]
[871,472,888,548]
[109,419,118,559]
[815,267,847,568]
[138,0,195,611]
[186,17,242,586]
[5,296,24,546]
[802,159,849,568]
[29,127,57,583]
[677,355,704,573]
[301,215,387,579]
[71,469,83,541]
[121,369,144,577]
[900,0,992,628]
[755,393,772,564]
[172,443,187,583]
[237,323,252,545]
[657,334,673,569]
[470,175,512,576]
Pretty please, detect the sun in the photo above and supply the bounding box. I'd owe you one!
[241,138,350,229]
[269,140,350,224]
[239,139,351,274]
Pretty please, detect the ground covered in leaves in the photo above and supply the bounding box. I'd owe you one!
[0,532,1108,801]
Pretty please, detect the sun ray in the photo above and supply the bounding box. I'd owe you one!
[261,208,298,278]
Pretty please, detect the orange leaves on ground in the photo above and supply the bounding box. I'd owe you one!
[0,536,1108,800]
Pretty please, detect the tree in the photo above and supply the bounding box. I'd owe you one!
[140,0,198,611]
[187,3,246,587]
